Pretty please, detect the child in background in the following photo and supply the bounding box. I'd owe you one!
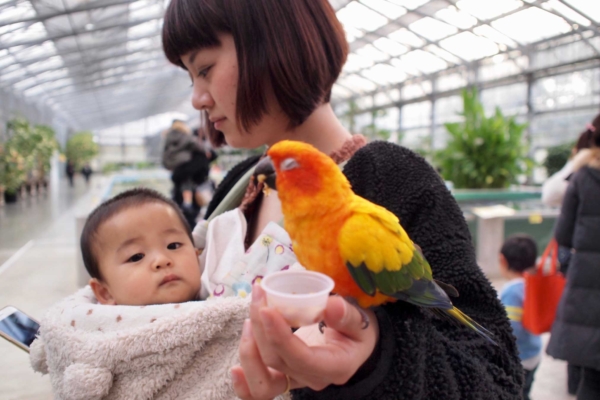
[499,234,543,400]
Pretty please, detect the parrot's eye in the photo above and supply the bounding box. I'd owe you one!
[280,158,299,171]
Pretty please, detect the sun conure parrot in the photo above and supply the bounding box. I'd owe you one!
[254,140,496,345]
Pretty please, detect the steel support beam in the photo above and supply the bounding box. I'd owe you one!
[0,0,141,27]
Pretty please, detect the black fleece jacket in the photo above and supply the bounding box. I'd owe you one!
[206,142,522,400]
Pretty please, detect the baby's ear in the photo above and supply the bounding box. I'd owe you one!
[195,248,202,257]
[90,278,116,305]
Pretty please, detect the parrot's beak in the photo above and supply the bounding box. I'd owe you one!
[254,155,277,191]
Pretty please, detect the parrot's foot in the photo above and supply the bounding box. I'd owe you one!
[318,321,327,334]
[317,300,370,334]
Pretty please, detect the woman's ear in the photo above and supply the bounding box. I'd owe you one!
[90,278,116,305]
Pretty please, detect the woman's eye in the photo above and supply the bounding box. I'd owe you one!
[168,242,182,250]
[198,66,211,78]
[127,253,144,263]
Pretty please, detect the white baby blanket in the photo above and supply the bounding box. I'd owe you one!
[29,286,267,400]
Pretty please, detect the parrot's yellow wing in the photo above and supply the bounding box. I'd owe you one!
[338,196,433,297]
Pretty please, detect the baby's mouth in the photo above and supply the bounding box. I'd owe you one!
[159,274,180,286]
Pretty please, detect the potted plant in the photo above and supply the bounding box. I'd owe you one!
[0,143,27,203]
[435,87,531,189]
[31,124,59,191]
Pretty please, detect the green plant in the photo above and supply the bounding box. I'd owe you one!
[544,142,573,177]
[65,131,99,169]
[435,87,531,189]
[0,141,27,194]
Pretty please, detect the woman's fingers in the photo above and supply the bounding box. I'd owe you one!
[322,296,378,342]
[238,319,281,399]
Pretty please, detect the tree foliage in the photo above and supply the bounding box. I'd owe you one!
[435,87,531,189]
[65,131,99,169]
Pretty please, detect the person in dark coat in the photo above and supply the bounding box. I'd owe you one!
[547,113,600,400]
[81,163,92,185]
[65,160,75,187]
[162,120,211,228]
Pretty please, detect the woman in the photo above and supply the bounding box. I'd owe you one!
[547,113,600,400]
[162,1,521,398]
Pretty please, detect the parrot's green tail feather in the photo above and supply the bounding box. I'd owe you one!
[439,307,498,346]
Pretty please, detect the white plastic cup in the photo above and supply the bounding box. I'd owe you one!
[261,270,335,327]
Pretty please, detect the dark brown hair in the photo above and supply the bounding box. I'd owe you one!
[81,188,193,280]
[575,112,600,151]
[591,112,600,147]
[501,234,538,273]
[162,0,348,147]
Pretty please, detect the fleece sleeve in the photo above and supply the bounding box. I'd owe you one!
[293,142,523,400]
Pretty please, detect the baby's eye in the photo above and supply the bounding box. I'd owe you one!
[127,253,144,263]
[167,242,182,250]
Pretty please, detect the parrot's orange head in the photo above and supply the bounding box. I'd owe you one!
[262,140,352,215]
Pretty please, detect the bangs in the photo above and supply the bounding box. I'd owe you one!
[162,0,230,68]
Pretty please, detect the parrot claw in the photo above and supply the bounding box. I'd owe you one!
[317,302,370,334]
[318,321,327,334]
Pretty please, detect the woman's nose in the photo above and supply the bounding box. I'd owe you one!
[192,85,214,111]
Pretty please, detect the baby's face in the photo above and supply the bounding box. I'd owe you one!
[92,202,201,305]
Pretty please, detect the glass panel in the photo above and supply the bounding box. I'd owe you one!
[435,6,478,29]
[491,8,572,44]
[336,2,388,32]
[480,82,527,116]
[373,37,408,57]
[543,0,591,26]
[456,0,523,20]
[532,69,599,112]
[359,0,407,19]
[437,72,467,92]
[400,50,447,74]
[388,28,425,48]
[409,17,458,41]
[401,101,431,128]
[439,32,499,61]
[361,63,407,85]
[563,0,600,23]
[402,82,432,100]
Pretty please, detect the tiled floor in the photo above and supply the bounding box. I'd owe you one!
[0,177,577,400]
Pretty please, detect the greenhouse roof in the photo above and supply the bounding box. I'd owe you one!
[0,0,598,130]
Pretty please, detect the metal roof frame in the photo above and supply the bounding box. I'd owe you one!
[0,0,598,133]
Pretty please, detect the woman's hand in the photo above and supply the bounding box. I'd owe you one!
[231,284,379,400]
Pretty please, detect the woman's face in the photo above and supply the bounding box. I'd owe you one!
[181,34,289,149]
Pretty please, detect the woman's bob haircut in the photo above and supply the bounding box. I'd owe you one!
[162,0,349,147]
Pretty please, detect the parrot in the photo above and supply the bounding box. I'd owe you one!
[254,140,496,345]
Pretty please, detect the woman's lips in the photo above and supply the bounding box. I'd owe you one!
[213,118,225,130]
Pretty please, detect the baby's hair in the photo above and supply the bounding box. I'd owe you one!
[500,234,538,273]
[80,188,193,280]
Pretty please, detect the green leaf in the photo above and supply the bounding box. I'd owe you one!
[433,87,530,189]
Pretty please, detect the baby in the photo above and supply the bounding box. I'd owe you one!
[30,188,255,399]
[81,187,202,306]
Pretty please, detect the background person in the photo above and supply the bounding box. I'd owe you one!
[499,234,542,400]
[547,113,600,400]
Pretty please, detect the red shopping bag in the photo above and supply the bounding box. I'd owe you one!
[522,239,566,334]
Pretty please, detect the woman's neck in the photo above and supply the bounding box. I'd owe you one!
[274,103,352,155]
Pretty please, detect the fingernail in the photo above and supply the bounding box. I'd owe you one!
[231,371,239,385]
[339,297,348,324]
[252,284,264,303]
[242,319,252,339]
[260,309,274,329]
